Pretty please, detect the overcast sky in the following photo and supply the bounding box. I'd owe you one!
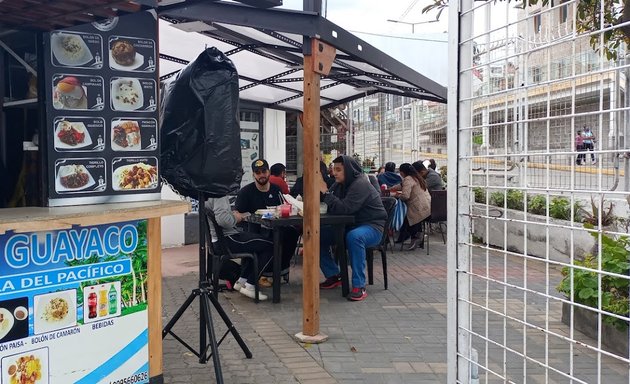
[280,0,449,35]
[278,0,450,85]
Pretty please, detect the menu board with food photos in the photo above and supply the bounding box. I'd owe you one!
[44,11,159,207]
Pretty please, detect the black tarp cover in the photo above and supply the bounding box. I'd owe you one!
[161,47,242,198]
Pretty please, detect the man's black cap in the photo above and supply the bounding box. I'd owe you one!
[252,159,269,172]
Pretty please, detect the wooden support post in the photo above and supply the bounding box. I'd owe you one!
[147,217,164,382]
[295,38,336,344]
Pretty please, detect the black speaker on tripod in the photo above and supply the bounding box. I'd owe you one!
[160,47,250,384]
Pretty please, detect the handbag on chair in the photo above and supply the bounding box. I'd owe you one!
[391,200,407,232]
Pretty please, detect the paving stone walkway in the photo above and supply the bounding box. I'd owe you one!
[161,233,628,383]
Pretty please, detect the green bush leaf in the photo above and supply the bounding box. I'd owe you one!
[578,287,596,300]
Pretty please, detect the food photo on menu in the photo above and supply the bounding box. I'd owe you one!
[52,74,104,111]
[1,347,49,384]
[0,297,29,344]
[54,158,107,194]
[111,157,158,191]
[53,117,105,152]
[112,120,141,150]
[33,289,77,335]
[50,30,103,69]
[111,118,157,151]
[109,36,155,72]
[110,77,156,112]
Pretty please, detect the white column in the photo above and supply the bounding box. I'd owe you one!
[263,108,287,166]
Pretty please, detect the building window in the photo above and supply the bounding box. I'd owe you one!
[560,4,568,23]
[533,12,542,33]
[530,66,542,83]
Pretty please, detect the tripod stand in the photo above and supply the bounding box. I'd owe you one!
[162,194,252,384]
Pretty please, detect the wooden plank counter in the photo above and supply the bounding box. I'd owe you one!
[0,200,190,384]
[0,200,190,234]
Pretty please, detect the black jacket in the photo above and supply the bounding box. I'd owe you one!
[291,174,334,198]
[323,156,387,232]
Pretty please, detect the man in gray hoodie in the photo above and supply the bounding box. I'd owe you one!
[206,196,273,301]
[318,155,387,301]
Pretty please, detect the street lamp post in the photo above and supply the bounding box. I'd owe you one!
[386,18,438,33]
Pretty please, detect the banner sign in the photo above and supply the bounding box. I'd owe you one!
[0,220,149,384]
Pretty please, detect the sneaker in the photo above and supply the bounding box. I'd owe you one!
[258,277,272,287]
[319,275,341,289]
[239,286,267,301]
[233,280,246,291]
[347,287,367,301]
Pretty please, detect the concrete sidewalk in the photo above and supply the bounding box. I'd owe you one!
[161,237,448,384]
[161,234,628,383]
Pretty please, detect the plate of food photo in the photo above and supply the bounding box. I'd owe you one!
[55,164,95,192]
[54,120,92,150]
[111,78,143,111]
[109,40,144,71]
[51,32,93,67]
[112,163,157,191]
[2,347,49,384]
[0,308,14,342]
[34,290,76,335]
[111,120,141,151]
[52,77,88,110]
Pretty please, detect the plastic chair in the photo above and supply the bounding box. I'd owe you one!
[206,211,261,302]
[425,190,447,255]
[366,196,398,290]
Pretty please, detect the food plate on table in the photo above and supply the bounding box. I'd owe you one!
[111,120,141,151]
[54,121,92,149]
[34,290,76,334]
[0,308,14,341]
[255,209,275,216]
[112,163,157,191]
[2,347,49,384]
[111,78,143,111]
[55,165,95,192]
[51,32,93,67]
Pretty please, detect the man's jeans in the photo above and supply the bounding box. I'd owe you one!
[320,224,382,288]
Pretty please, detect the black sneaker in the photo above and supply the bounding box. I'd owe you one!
[319,275,341,289]
[347,287,367,301]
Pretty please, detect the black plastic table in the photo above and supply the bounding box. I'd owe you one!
[247,214,355,303]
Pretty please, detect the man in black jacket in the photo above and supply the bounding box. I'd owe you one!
[318,155,387,301]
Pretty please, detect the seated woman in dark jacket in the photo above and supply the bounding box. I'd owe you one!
[290,160,334,198]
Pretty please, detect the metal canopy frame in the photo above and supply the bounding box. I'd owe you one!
[159,1,447,111]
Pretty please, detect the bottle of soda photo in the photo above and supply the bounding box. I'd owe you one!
[108,284,118,315]
[98,285,108,317]
[88,289,97,319]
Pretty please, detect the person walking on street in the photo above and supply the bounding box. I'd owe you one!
[575,130,585,165]
[582,126,596,163]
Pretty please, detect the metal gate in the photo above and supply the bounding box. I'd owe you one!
[448,0,630,382]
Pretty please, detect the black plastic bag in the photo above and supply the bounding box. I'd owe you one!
[161,47,242,199]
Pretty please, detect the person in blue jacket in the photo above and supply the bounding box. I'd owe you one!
[377,162,402,188]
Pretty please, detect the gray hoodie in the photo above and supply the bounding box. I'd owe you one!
[324,156,387,232]
[205,196,240,242]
